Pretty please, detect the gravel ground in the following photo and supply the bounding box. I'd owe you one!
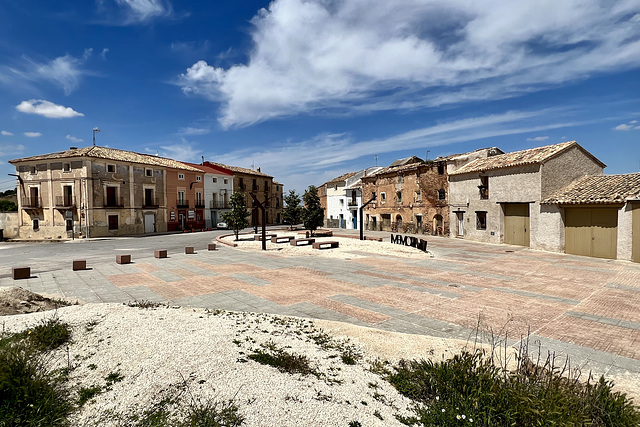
[2,303,426,426]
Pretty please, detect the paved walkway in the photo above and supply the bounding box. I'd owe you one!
[2,230,640,381]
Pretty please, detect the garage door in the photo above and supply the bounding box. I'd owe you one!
[565,208,618,259]
[504,204,530,247]
[633,203,640,263]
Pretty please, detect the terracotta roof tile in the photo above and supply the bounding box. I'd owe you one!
[9,146,202,171]
[326,171,358,184]
[206,162,272,178]
[542,173,640,205]
[449,141,604,175]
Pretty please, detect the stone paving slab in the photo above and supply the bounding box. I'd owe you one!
[2,233,640,381]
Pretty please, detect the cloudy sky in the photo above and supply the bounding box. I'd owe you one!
[1,0,639,191]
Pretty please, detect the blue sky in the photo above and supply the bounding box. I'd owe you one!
[1,0,639,192]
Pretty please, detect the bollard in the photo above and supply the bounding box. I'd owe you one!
[12,266,30,280]
[116,254,131,264]
[208,243,217,251]
[72,260,86,271]
[154,249,167,259]
[185,246,195,254]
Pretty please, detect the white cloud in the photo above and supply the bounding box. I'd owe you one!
[66,135,84,143]
[31,54,86,95]
[212,107,594,191]
[178,126,210,135]
[159,138,202,162]
[101,48,109,59]
[526,136,549,141]
[114,0,172,23]
[178,0,640,128]
[1,131,13,136]
[614,123,633,131]
[630,120,638,124]
[24,132,42,138]
[16,99,84,119]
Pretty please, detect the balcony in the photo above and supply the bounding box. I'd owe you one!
[348,200,358,207]
[210,200,230,209]
[143,198,159,208]
[177,199,189,209]
[23,197,42,208]
[56,196,76,208]
[195,201,205,209]
[104,197,124,208]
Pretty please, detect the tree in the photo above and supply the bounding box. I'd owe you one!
[0,200,17,212]
[302,185,324,236]
[282,190,303,229]
[222,192,249,240]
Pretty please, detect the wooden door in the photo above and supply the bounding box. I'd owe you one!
[565,208,617,259]
[504,204,530,247]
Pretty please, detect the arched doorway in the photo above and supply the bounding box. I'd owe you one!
[395,214,403,231]
[433,214,443,235]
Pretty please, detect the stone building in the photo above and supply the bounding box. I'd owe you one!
[448,141,605,251]
[186,162,234,229]
[9,146,200,239]
[165,166,206,231]
[323,167,382,229]
[541,172,640,262]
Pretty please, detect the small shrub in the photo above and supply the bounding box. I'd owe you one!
[77,385,102,406]
[248,343,317,377]
[25,316,72,351]
[181,398,244,427]
[105,371,125,386]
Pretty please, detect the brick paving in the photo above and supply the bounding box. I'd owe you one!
[2,231,640,379]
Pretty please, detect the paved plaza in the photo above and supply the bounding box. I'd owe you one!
[1,230,640,381]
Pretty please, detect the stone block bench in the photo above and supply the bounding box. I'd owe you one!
[12,266,30,280]
[208,243,217,251]
[185,246,195,254]
[72,260,87,271]
[271,236,295,244]
[312,241,340,250]
[254,234,277,241]
[154,249,168,259]
[290,238,315,246]
[116,254,131,264]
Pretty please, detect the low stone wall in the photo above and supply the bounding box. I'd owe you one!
[0,212,19,239]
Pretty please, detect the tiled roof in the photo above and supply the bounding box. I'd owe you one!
[206,162,272,178]
[389,156,422,167]
[326,171,358,184]
[9,146,202,171]
[185,162,233,175]
[449,141,604,175]
[542,173,640,205]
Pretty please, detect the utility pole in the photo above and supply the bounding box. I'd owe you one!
[92,127,100,146]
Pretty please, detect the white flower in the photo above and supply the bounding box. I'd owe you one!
[462,415,466,419]
[469,418,473,423]
[435,396,440,401]
[457,415,461,420]
[442,408,446,413]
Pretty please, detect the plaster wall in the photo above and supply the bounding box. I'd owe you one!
[540,146,604,198]
[0,212,19,238]
[203,173,233,228]
[618,203,633,261]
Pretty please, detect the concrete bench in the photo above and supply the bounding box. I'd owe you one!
[254,234,277,241]
[290,238,315,246]
[154,249,168,259]
[72,260,87,271]
[185,246,195,254]
[271,236,295,244]
[116,254,131,264]
[208,243,217,251]
[312,241,340,250]
[12,266,30,280]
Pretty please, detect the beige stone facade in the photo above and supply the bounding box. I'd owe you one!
[9,146,200,239]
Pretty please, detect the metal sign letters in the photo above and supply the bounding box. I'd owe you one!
[390,234,428,252]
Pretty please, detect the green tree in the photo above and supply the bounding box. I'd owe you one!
[302,185,324,236]
[222,191,250,240]
[0,200,17,212]
[282,190,303,229]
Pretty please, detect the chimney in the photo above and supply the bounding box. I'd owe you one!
[201,155,205,165]
[257,167,261,173]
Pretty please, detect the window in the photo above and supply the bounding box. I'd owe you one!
[396,191,402,203]
[144,188,154,206]
[380,192,386,203]
[340,199,344,206]
[438,189,446,200]
[178,191,185,205]
[239,178,244,189]
[146,168,153,177]
[476,212,487,230]
[108,215,119,230]
[252,179,257,190]
[107,164,115,173]
[415,191,422,202]
[276,198,280,208]
[479,176,489,199]
[106,186,118,206]
[196,192,203,205]
[437,162,445,175]
[212,177,217,183]
[398,174,404,183]
[66,219,73,232]
[33,219,39,231]
[224,178,228,184]
[196,176,201,181]
[416,214,423,228]
[63,163,71,172]
[178,173,185,180]
[30,166,36,175]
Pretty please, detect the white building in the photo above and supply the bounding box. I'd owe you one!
[325,167,382,229]
[188,162,234,228]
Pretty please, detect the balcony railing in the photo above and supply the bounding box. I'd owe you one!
[348,200,358,207]
[177,199,189,208]
[143,198,159,208]
[55,196,75,208]
[104,197,124,207]
[210,200,230,209]
[23,197,42,208]
[195,201,205,208]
